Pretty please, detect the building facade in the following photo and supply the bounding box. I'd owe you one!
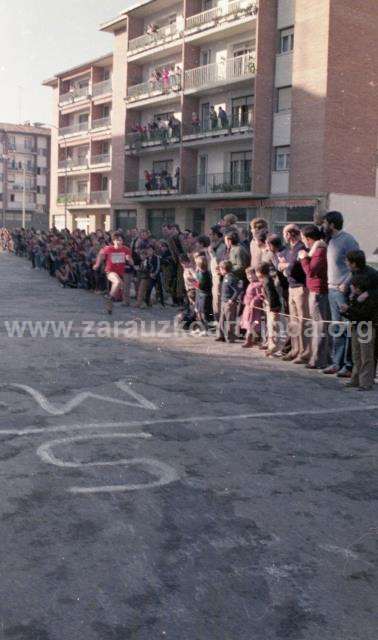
[46,0,378,260]
[0,123,51,229]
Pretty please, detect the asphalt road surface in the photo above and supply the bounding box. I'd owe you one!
[0,252,377,640]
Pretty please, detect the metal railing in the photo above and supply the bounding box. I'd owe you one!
[185,0,258,31]
[8,201,36,210]
[92,79,112,97]
[185,53,256,91]
[126,74,182,102]
[125,177,179,193]
[90,191,110,204]
[57,193,88,205]
[58,159,89,170]
[58,122,89,136]
[128,22,179,53]
[59,85,91,104]
[184,172,251,194]
[126,128,181,150]
[91,154,111,165]
[183,114,253,138]
[91,116,111,129]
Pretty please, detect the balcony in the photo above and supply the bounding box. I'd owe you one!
[58,159,89,171]
[125,128,180,152]
[184,172,251,194]
[128,22,180,55]
[125,176,179,197]
[183,115,253,143]
[90,191,110,204]
[185,0,258,33]
[59,85,91,105]
[7,201,36,210]
[126,75,182,103]
[91,154,111,165]
[91,117,111,130]
[57,193,88,205]
[58,122,89,137]
[92,79,112,97]
[57,191,110,206]
[185,54,256,93]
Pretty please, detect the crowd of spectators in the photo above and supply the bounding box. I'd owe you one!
[130,115,181,148]
[1,209,377,390]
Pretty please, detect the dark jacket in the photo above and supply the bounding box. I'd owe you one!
[342,293,378,324]
[262,276,281,312]
[280,241,307,288]
[221,272,241,303]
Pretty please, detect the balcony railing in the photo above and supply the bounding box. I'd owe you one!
[57,191,110,205]
[58,122,89,137]
[184,172,251,194]
[128,22,179,54]
[186,0,258,32]
[183,114,253,139]
[57,193,88,205]
[125,177,179,194]
[126,74,182,103]
[90,191,110,204]
[92,79,112,97]
[185,54,256,91]
[58,159,89,170]
[59,85,91,105]
[91,154,111,165]
[91,117,111,129]
[7,201,36,210]
[126,128,181,151]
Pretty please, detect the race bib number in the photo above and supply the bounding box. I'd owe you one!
[111,253,126,264]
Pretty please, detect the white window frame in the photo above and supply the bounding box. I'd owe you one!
[279,28,294,54]
[275,146,290,171]
[277,86,292,112]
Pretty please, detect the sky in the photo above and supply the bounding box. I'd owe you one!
[0,0,131,126]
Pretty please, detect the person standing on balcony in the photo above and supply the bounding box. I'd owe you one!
[218,106,229,129]
[209,106,218,130]
[191,112,200,133]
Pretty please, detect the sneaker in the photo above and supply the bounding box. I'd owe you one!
[323,365,340,375]
[215,337,226,342]
[337,367,352,379]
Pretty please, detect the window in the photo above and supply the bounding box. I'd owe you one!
[147,209,175,238]
[115,210,137,232]
[154,111,174,122]
[201,103,210,128]
[233,41,254,58]
[102,104,111,118]
[275,146,290,171]
[232,95,254,127]
[101,176,108,191]
[103,68,111,81]
[201,50,211,66]
[277,87,292,112]
[272,207,315,235]
[79,113,89,124]
[279,28,294,54]
[230,151,252,186]
[217,208,257,229]
[199,155,208,188]
[153,160,173,175]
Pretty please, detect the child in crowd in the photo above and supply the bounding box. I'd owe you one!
[256,263,282,357]
[194,253,213,332]
[240,267,264,348]
[56,257,77,288]
[216,260,241,343]
[341,274,378,390]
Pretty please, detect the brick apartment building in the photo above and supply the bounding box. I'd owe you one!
[0,122,51,229]
[45,0,378,260]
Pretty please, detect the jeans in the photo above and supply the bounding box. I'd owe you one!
[308,292,331,368]
[328,288,351,369]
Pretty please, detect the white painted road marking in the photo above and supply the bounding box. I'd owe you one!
[37,432,180,494]
[1,403,377,437]
[0,380,157,415]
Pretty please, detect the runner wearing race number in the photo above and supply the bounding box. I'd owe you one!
[93,232,134,314]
